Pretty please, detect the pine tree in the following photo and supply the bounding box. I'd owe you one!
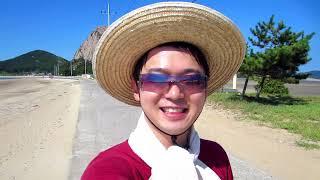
[239,45,263,97]
[248,15,314,98]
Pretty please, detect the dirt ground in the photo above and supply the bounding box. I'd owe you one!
[195,103,320,180]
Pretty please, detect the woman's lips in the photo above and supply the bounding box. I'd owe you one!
[160,107,188,120]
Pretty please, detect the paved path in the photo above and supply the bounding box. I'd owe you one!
[69,79,140,180]
[70,79,273,180]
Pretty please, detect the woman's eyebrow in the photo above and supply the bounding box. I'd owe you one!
[146,68,203,75]
[183,68,203,74]
[146,68,168,74]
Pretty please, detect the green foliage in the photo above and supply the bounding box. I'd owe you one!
[247,15,314,98]
[59,61,71,76]
[0,71,13,76]
[71,58,93,75]
[256,78,289,96]
[257,36,313,79]
[239,45,264,96]
[283,73,309,84]
[0,50,71,75]
[239,46,263,75]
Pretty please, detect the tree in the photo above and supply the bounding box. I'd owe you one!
[71,58,93,75]
[248,15,314,98]
[59,61,71,76]
[239,45,263,97]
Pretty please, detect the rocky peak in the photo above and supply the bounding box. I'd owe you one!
[73,26,107,62]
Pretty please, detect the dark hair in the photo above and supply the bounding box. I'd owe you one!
[132,41,209,81]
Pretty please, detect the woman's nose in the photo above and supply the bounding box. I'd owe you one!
[164,83,185,100]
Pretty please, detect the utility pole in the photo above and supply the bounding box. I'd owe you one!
[84,59,87,74]
[70,61,73,76]
[101,0,111,26]
[107,0,110,26]
[57,63,60,76]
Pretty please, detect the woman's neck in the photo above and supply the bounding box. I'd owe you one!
[145,117,191,149]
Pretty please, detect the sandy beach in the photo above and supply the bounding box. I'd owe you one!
[0,78,80,180]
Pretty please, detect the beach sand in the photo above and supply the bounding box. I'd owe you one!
[195,103,320,180]
[0,78,80,180]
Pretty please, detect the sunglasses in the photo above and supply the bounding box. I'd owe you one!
[138,73,207,94]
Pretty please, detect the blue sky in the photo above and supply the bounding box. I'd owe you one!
[1,0,319,72]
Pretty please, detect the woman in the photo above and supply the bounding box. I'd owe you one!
[82,2,245,180]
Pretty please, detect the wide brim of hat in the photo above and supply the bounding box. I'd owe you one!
[93,2,246,106]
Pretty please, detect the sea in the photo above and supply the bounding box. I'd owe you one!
[0,76,21,80]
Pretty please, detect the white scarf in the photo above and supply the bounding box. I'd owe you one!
[128,112,221,180]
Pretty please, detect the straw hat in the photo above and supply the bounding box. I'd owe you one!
[93,1,246,106]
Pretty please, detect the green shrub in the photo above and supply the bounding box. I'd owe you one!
[256,78,289,96]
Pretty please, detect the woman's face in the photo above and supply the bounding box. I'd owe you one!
[134,46,207,135]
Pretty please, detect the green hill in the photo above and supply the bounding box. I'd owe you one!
[0,50,70,75]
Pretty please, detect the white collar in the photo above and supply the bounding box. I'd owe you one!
[128,112,221,180]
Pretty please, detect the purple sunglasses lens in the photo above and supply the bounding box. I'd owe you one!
[139,74,207,93]
[140,81,168,92]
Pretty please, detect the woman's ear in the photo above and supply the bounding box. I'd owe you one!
[131,79,140,101]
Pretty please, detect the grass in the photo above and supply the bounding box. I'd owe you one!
[296,140,320,150]
[208,93,320,149]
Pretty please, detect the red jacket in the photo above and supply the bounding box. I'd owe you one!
[82,139,233,180]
